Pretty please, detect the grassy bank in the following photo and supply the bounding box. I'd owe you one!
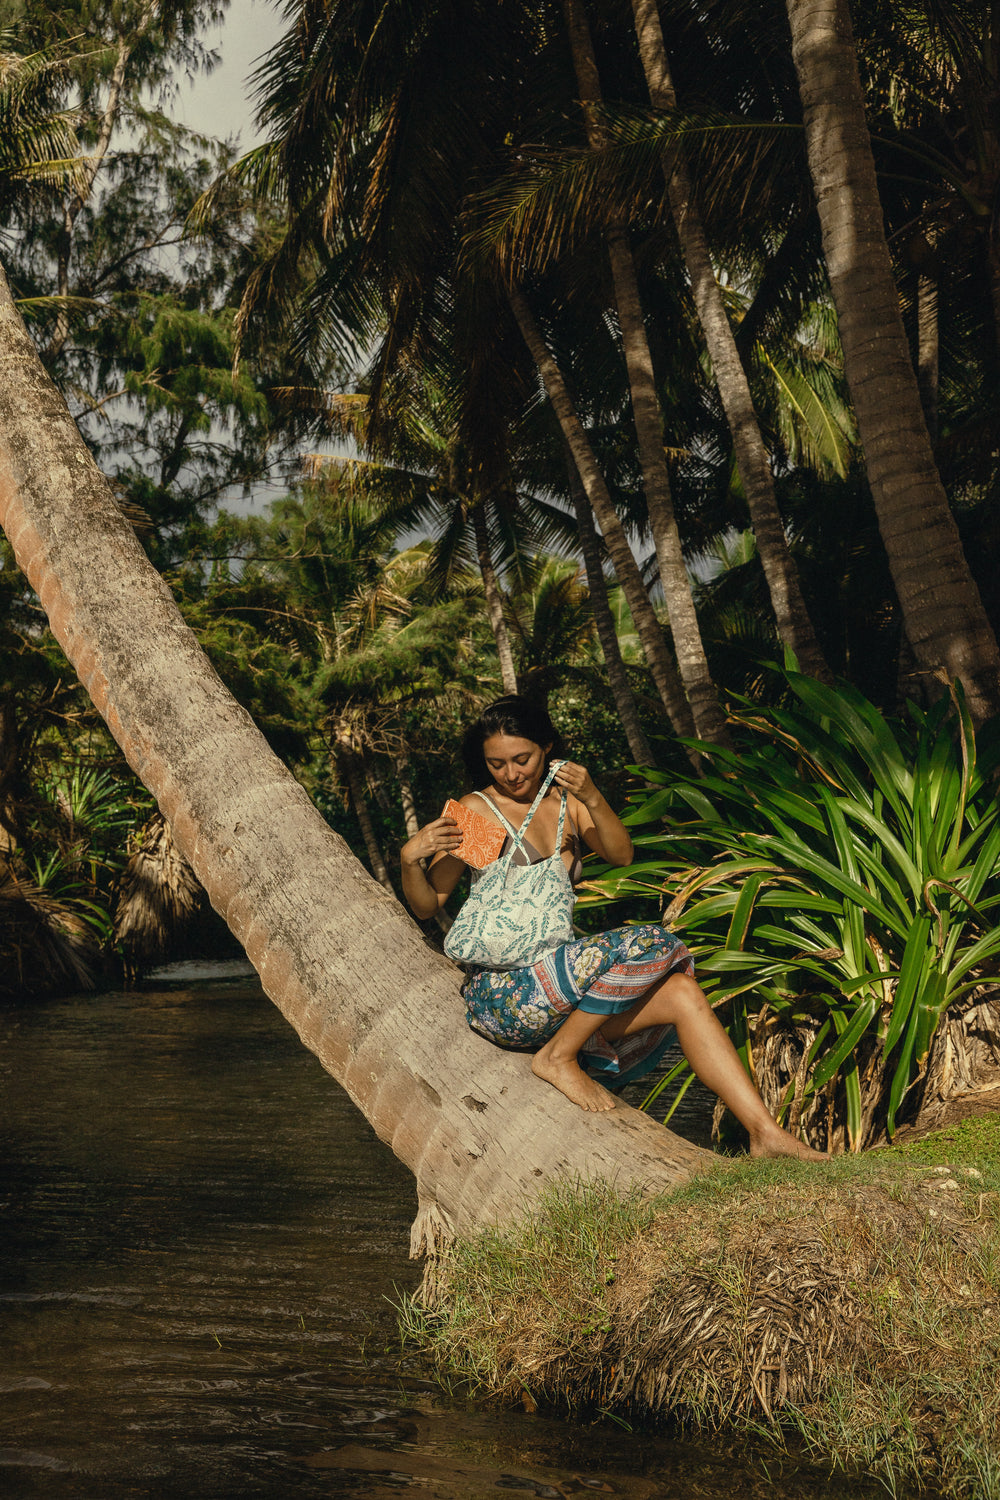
[402,1116,1000,1498]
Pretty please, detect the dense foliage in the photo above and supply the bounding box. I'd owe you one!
[1,0,999,1143]
[581,676,1000,1145]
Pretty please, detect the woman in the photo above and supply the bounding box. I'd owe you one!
[401,697,823,1159]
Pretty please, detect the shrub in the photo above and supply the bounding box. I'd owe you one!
[579,677,1000,1149]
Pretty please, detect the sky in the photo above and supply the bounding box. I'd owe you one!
[174,0,286,149]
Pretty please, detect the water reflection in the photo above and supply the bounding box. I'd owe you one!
[1,968,871,1498]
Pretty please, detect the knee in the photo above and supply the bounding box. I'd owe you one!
[663,971,710,1019]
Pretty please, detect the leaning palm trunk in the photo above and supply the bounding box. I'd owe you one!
[509,287,696,741]
[564,0,730,749]
[567,462,655,768]
[631,0,831,686]
[783,0,1000,723]
[0,263,708,1250]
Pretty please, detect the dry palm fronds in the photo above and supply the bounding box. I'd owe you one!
[607,1189,907,1421]
[112,813,205,979]
[712,989,1000,1154]
[0,858,100,999]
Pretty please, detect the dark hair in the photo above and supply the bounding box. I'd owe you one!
[461,696,568,789]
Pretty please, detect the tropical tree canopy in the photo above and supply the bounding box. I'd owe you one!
[2,0,1000,1155]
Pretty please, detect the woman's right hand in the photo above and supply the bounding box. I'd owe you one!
[401,815,463,867]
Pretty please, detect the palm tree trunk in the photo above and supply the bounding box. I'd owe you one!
[0,262,708,1247]
[630,0,832,686]
[333,730,394,893]
[395,753,420,839]
[509,287,696,741]
[472,500,518,694]
[917,273,939,445]
[784,0,1000,723]
[567,462,656,768]
[563,0,730,749]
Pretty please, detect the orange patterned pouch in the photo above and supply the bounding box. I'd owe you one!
[441,798,507,869]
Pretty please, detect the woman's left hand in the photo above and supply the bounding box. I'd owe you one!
[552,759,599,808]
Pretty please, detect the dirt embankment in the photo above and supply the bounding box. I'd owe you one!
[408,1136,1000,1499]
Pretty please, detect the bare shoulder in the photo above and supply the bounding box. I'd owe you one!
[459,790,502,821]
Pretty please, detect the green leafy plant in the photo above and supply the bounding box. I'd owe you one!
[580,676,1000,1149]
[27,851,113,945]
[34,764,149,884]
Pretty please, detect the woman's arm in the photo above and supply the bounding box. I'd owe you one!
[553,761,634,867]
[400,815,467,918]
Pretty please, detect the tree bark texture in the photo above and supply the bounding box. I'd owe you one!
[472,500,519,694]
[630,0,832,686]
[916,273,939,446]
[563,0,730,747]
[784,0,1000,722]
[395,754,420,839]
[0,266,709,1252]
[567,462,656,768]
[509,287,697,741]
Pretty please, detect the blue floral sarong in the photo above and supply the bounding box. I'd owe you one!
[462,923,694,1088]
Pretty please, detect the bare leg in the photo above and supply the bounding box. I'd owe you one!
[602,973,827,1160]
[531,1006,619,1112]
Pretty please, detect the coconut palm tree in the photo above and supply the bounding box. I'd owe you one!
[548,0,728,750]
[0,259,708,1242]
[305,376,575,697]
[560,0,730,747]
[627,0,831,688]
[783,0,1000,724]
[509,288,696,740]
[203,0,703,743]
[473,0,831,691]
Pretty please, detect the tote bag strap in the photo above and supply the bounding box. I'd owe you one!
[554,777,568,848]
[471,760,567,868]
[467,790,520,840]
[521,758,565,844]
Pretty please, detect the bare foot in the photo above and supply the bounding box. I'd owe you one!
[531,1044,616,1112]
[749,1121,828,1161]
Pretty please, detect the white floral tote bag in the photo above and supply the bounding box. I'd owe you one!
[444,761,575,970]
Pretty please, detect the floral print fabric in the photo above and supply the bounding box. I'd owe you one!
[462,923,694,1087]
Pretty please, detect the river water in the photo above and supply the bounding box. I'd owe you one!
[1,965,873,1499]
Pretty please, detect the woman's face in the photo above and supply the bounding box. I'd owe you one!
[481,733,551,801]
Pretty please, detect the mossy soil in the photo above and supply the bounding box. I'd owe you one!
[404,1107,1000,1500]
